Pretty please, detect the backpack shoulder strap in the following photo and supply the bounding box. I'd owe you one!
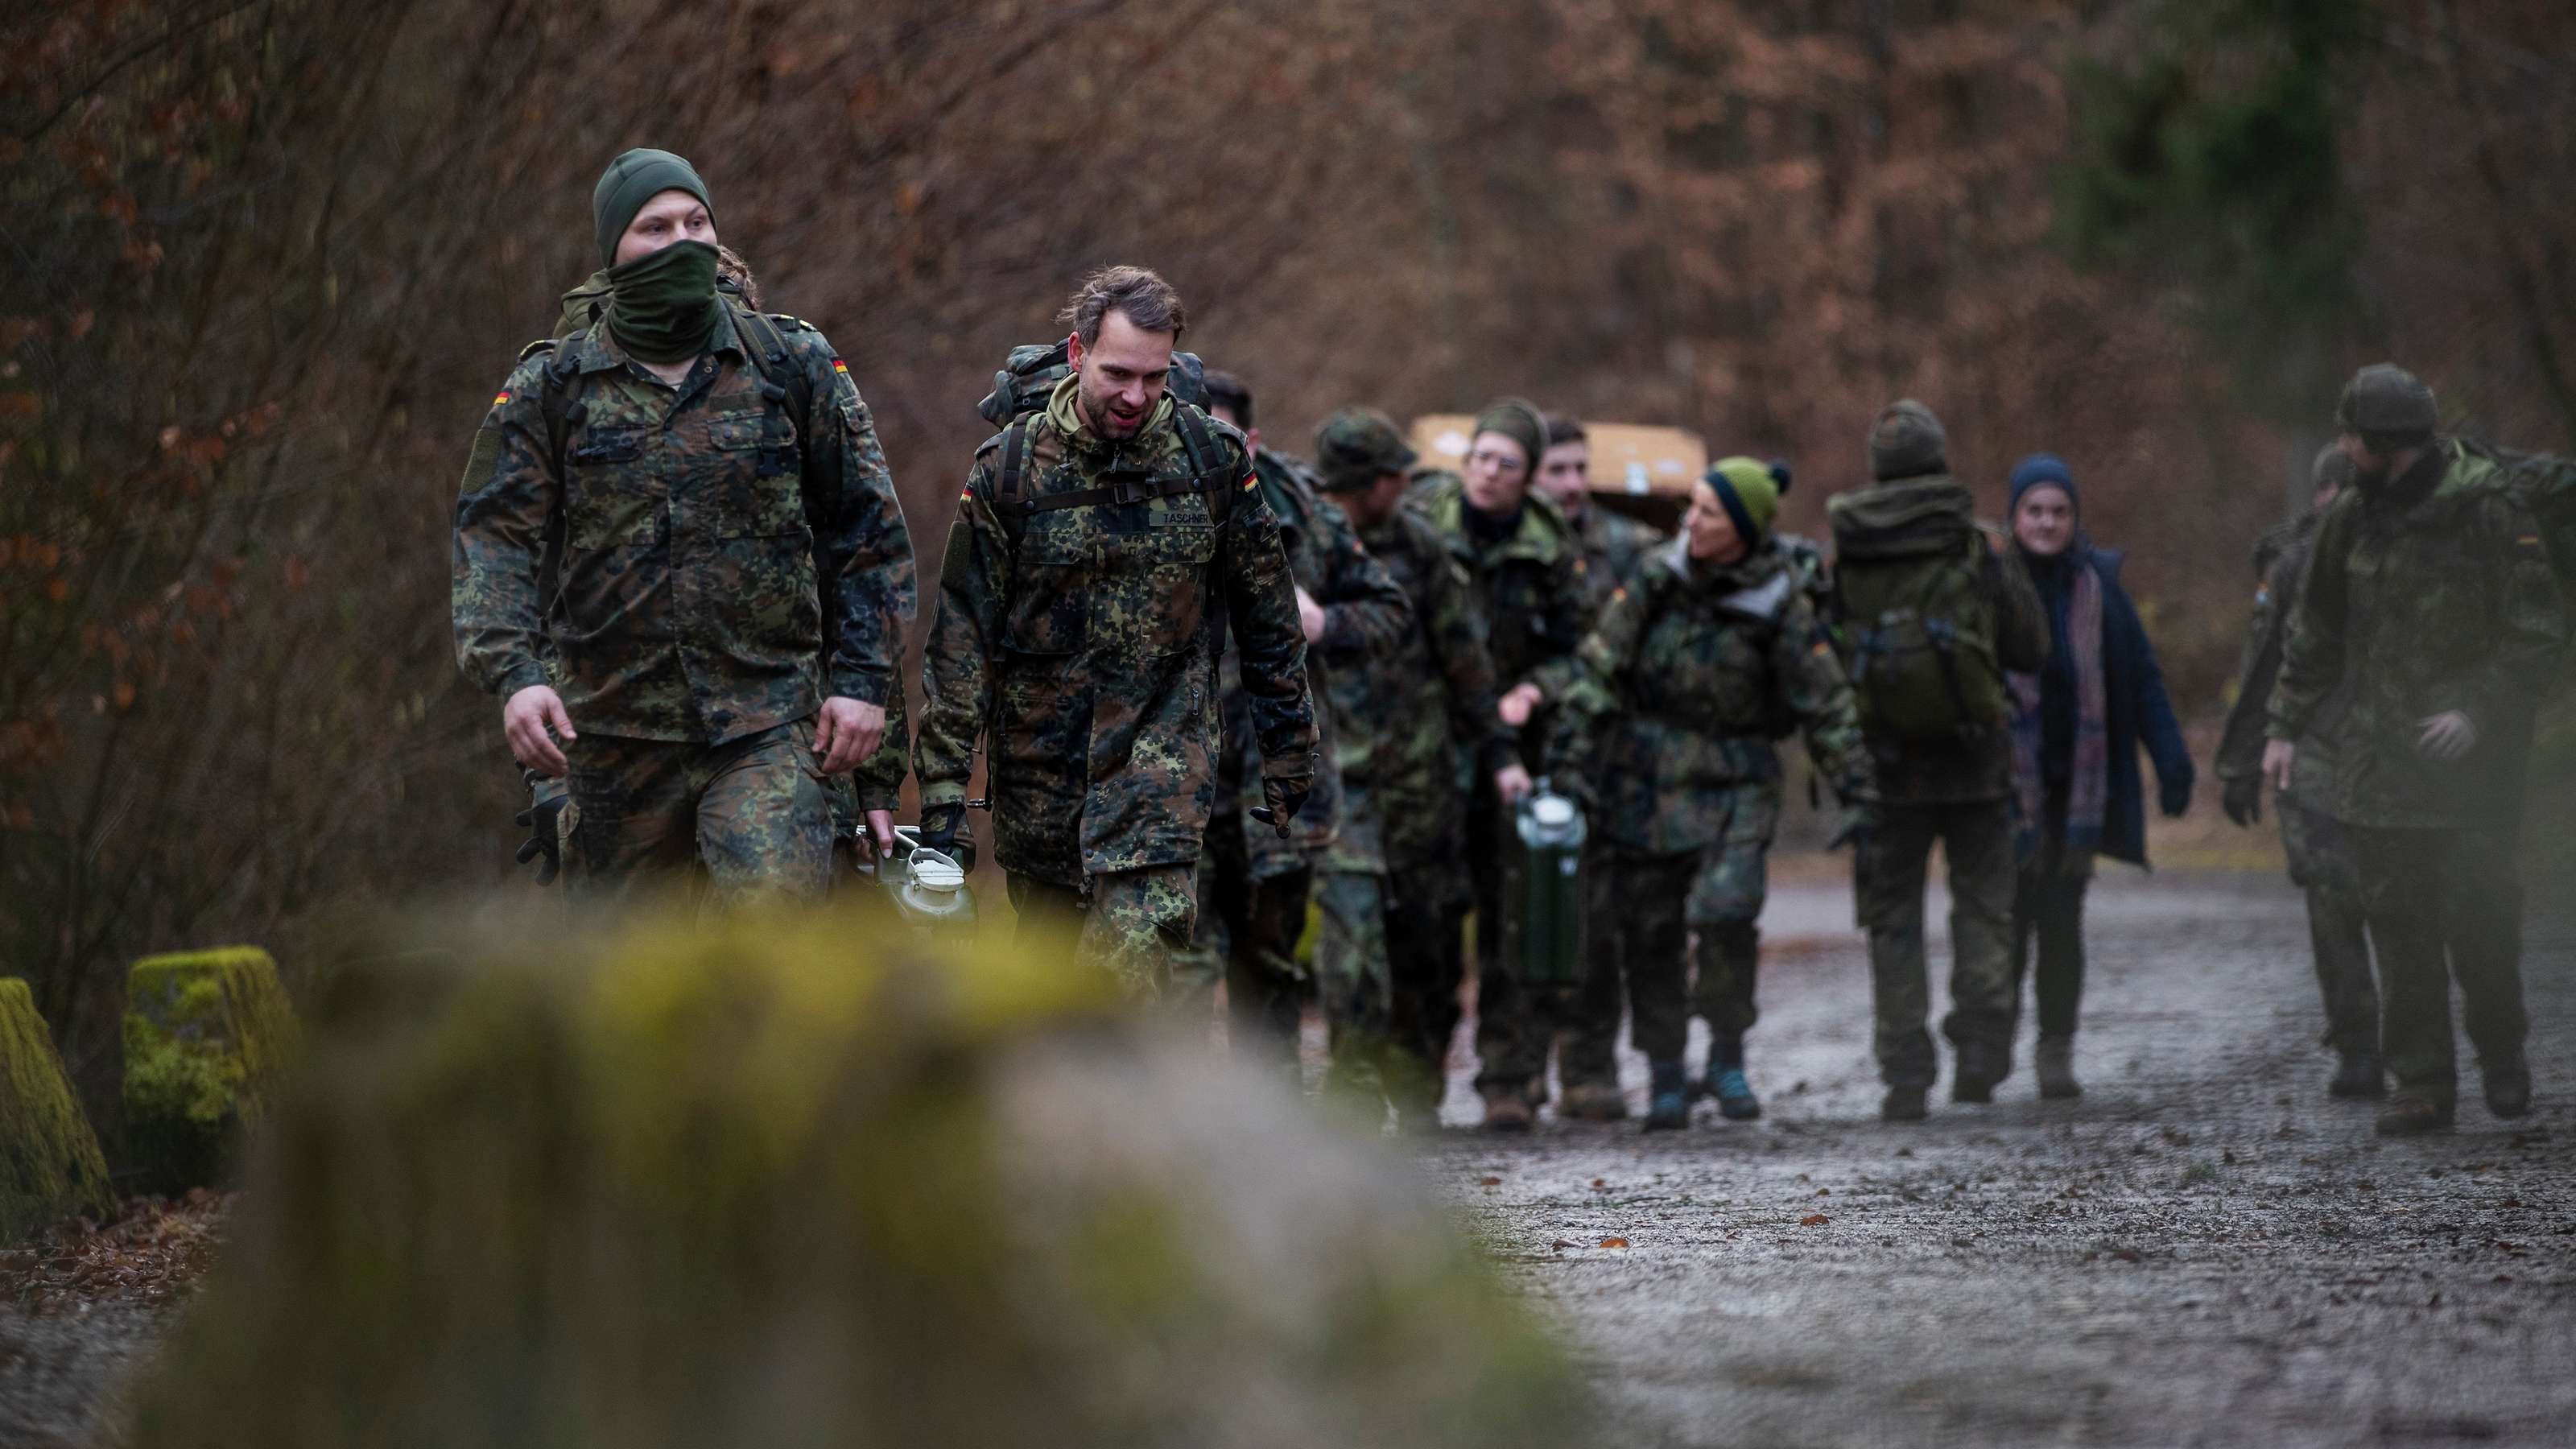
[1174,402,1239,527]
[731,303,814,424]
[532,333,588,460]
[979,415,1040,546]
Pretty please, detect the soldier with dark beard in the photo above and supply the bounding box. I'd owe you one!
[2267,365,2566,1135]
[1311,409,1513,1127]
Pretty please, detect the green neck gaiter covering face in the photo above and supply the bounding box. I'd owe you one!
[603,240,720,365]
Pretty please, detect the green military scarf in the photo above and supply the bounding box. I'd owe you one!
[602,241,720,365]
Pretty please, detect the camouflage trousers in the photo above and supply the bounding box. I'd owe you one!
[1174,811,1311,1079]
[2351,824,2527,1103]
[1566,832,1773,1080]
[1315,865,1467,1114]
[1006,864,1199,1000]
[562,719,836,907]
[2281,799,2378,1058]
[1467,784,1583,1096]
[1855,798,2019,1088]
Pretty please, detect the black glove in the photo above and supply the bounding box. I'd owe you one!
[1827,800,1880,853]
[2159,774,2194,820]
[2221,775,2261,829]
[916,801,975,873]
[1251,771,1314,839]
[514,792,568,886]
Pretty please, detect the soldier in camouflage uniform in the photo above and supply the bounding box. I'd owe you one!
[912,268,1315,997]
[1179,372,1411,1074]
[1417,399,1593,1130]
[1310,410,1515,1127]
[2217,444,2381,1097]
[453,149,915,905]
[1530,415,1666,1121]
[2268,365,2566,1135]
[508,246,914,889]
[1834,401,2049,1122]
[1551,459,1876,1131]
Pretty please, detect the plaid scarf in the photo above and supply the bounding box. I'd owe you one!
[2009,555,2107,872]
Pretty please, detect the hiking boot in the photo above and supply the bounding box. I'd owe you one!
[1560,1081,1629,1122]
[2483,1056,2533,1119]
[1951,1044,2005,1104]
[1478,1087,1534,1133]
[2035,1036,2082,1100]
[2374,1092,2454,1137]
[2328,1049,2386,1100]
[1707,1064,1762,1121]
[1881,1084,1930,1123]
[1641,1061,1689,1133]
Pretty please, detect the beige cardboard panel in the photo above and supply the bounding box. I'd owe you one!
[1409,415,1706,497]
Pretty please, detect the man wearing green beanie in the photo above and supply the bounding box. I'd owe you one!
[1546,457,1876,1129]
[453,149,917,903]
[1414,398,1591,1130]
[1827,399,2047,1122]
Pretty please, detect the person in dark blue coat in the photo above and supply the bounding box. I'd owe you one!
[2004,454,2195,1099]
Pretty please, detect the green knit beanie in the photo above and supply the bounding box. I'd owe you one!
[593,148,715,267]
[1707,456,1781,539]
[1471,398,1547,474]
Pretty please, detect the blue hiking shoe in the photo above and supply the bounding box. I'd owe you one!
[1708,1066,1761,1121]
[1642,1060,1689,1133]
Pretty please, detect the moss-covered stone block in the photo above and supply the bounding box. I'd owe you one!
[2,977,117,1242]
[124,946,298,1193]
[132,903,1584,1447]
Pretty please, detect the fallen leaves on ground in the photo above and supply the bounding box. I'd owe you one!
[0,1191,230,1315]
[1799,1214,1830,1227]
[1599,1237,1629,1249]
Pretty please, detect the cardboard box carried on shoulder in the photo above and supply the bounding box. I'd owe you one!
[1408,415,1707,501]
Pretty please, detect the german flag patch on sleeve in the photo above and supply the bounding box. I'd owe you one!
[491,389,513,408]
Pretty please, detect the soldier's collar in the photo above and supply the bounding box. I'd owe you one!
[570,303,748,376]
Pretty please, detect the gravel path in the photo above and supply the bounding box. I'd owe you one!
[10,865,2570,1448]
[1418,867,2576,1448]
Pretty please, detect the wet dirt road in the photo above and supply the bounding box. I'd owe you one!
[1418,868,2576,1448]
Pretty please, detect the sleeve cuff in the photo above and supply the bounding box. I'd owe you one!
[917,779,968,809]
[831,666,891,708]
[496,662,551,698]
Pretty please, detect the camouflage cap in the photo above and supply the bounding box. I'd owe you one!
[2310,441,2356,492]
[1315,408,1417,492]
[1868,399,1948,481]
[2334,364,2437,442]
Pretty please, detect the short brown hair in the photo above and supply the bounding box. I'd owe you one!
[1058,265,1187,346]
[1202,368,1253,429]
[1544,415,1586,448]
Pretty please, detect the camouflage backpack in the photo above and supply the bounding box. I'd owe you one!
[971,341,1232,542]
[1826,481,2012,741]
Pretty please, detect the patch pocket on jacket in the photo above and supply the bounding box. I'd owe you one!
[1100,524,1216,657]
[565,426,658,549]
[706,410,805,538]
[1005,554,1089,656]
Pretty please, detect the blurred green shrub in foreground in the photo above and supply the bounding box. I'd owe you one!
[130,900,1583,1447]
[124,947,299,1194]
[2,977,117,1241]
